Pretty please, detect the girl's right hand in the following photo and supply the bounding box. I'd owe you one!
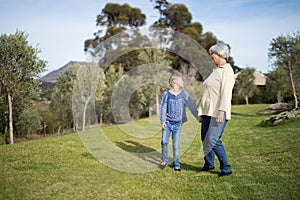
[161,123,166,130]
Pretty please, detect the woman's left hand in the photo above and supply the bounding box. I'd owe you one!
[216,110,225,124]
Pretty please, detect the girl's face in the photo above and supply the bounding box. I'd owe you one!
[173,76,184,88]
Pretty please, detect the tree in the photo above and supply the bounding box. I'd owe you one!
[269,32,300,109]
[73,62,100,131]
[95,72,106,125]
[16,108,42,136]
[40,82,54,102]
[161,4,192,31]
[84,3,146,56]
[150,0,170,27]
[50,64,79,133]
[138,48,172,115]
[266,67,290,103]
[234,67,258,104]
[0,31,46,144]
[200,32,217,52]
[99,64,124,123]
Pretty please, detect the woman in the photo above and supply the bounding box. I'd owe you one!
[197,42,235,177]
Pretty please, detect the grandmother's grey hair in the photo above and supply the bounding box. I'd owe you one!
[209,42,230,60]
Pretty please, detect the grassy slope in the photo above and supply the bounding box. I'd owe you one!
[1,104,299,199]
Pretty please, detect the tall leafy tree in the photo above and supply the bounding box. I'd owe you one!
[161,4,192,31]
[138,48,172,115]
[0,31,46,144]
[266,67,290,103]
[84,3,146,56]
[100,64,124,123]
[95,71,106,125]
[234,67,258,104]
[151,0,170,27]
[73,62,100,131]
[16,108,42,136]
[50,64,79,133]
[269,32,300,108]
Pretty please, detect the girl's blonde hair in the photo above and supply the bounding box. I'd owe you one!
[169,72,183,87]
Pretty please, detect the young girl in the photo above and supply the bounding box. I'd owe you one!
[160,73,198,171]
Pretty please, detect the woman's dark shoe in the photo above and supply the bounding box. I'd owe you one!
[174,168,181,172]
[218,171,232,177]
[196,166,215,172]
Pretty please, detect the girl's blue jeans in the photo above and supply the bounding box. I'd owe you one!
[161,121,182,169]
[201,115,231,173]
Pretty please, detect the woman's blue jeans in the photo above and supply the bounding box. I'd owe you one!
[201,115,231,173]
[161,121,182,169]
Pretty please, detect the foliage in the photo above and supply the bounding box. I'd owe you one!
[265,67,290,103]
[161,4,192,31]
[95,64,124,123]
[84,3,146,55]
[73,62,101,131]
[0,91,8,137]
[95,71,106,125]
[50,64,80,132]
[0,30,46,144]
[1,105,299,199]
[85,1,239,84]
[16,108,43,136]
[234,67,259,104]
[268,32,300,108]
[129,85,152,119]
[150,0,170,27]
[37,105,57,135]
[39,82,54,101]
[137,48,172,118]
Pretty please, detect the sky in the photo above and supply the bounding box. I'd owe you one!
[1,0,300,76]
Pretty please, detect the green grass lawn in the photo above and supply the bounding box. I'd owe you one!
[1,104,299,199]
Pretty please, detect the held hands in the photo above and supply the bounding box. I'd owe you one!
[161,122,166,130]
[216,110,225,124]
[197,116,202,123]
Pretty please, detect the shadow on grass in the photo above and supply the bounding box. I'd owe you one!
[115,140,161,167]
[179,162,198,171]
[82,152,97,160]
[116,140,156,153]
[83,139,216,172]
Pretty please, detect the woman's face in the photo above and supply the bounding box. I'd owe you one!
[211,52,220,65]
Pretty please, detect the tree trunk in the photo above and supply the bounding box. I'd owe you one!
[245,95,249,105]
[162,29,172,55]
[72,112,76,132]
[156,86,160,116]
[82,97,91,131]
[82,103,87,131]
[288,63,298,109]
[8,93,14,144]
[277,90,282,103]
[100,112,103,125]
[56,125,61,135]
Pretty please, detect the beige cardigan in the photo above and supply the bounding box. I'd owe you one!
[198,63,235,120]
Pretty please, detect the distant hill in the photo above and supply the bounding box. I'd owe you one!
[40,61,89,83]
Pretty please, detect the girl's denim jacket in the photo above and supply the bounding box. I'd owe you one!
[160,90,198,124]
